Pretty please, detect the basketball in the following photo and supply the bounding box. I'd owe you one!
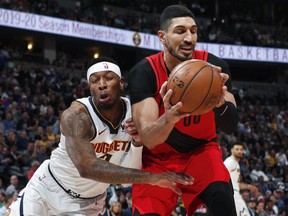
[167,59,223,115]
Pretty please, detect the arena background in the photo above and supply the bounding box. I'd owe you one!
[0,0,288,215]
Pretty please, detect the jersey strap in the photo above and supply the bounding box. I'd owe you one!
[193,50,208,61]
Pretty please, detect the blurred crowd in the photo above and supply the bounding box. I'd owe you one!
[0,0,288,215]
[0,0,288,48]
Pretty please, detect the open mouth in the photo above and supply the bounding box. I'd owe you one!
[99,93,110,102]
[181,46,193,55]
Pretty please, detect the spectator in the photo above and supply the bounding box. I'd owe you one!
[2,112,16,132]
[26,160,40,180]
[247,197,259,216]
[16,130,29,151]
[34,140,49,164]
[19,141,37,167]
[110,201,123,216]
[0,179,5,194]
[265,198,278,216]
[99,199,112,216]
[250,163,269,182]
[5,175,18,196]
[0,192,17,216]
[0,144,12,174]
[256,176,270,195]
[256,201,269,216]
[273,189,286,213]
[0,192,5,209]
[276,148,288,167]
[4,131,17,149]
[109,185,124,207]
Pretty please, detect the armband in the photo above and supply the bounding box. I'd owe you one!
[214,101,239,134]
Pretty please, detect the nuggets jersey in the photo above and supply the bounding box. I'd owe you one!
[50,96,133,197]
[224,156,240,191]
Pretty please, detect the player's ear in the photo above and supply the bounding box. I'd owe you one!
[158,30,166,43]
[119,78,124,92]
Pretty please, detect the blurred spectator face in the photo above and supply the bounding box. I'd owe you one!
[118,193,126,203]
[110,202,122,214]
[241,190,250,202]
[248,199,257,210]
[257,202,265,212]
[10,175,18,186]
[0,192,5,203]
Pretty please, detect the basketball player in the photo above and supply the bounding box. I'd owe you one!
[9,57,193,215]
[128,5,239,216]
[224,142,259,216]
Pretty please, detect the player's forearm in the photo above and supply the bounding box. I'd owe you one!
[138,114,175,149]
[84,160,153,184]
[132,99,175,149]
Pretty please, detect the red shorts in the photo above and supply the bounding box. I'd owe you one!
[132,142,230,216]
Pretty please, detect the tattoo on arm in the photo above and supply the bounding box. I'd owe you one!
[61,106,150,184]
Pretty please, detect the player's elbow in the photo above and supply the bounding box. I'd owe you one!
[222,124,238,134]
[76,165,91,179]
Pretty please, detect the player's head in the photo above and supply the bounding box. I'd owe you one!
[87,57,124,110]
[87,57,121,82]
[158,5,197,63]
[160,5,195,31]
[230,142,244,159]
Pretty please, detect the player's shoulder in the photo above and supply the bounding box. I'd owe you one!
[129,58,150,73]
[207,52,228,68]
[62,101,88,121]
[224,156,234,163]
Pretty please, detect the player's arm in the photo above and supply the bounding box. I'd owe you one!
[239,183,259,196]
[128,60,189,149]
[208,53,239,134]
[132,82,189,149]
[223,158,234,172]
[61,102,193,194]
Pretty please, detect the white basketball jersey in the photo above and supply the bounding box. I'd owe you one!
[50,96,132,197]
[224,156,240,192]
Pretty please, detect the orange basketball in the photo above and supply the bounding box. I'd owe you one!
[167,59,223,115]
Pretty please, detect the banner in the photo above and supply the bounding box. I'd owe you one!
[0,8,287,63]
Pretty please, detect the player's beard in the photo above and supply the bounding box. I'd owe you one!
[165,41,193,62]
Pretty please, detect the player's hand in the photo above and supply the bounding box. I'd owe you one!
[149,172,194,195]
[248,184,259,197]
[124,118,142,145]
[160,81,190,124]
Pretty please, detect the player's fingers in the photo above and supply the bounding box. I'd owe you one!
[220,73,229,83]
[170,101,183,112]
[177,172,194,184]
[168,185,182,196]
[162,89,173,110]
[160,81,168,99]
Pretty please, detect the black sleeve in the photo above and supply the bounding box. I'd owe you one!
[214,101,239,134]
[207,53,232,90]
[207,53,239,134]
[127,59,157,105]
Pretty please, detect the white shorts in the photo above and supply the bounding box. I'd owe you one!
[234,190,250,216]
[9,160,106,216]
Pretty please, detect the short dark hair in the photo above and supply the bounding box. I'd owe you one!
[86,57,119,71]
[160,5,195,31]
[231,141,244,148]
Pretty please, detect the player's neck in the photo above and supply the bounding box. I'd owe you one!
[164,52,181,71]
[97,98,124,127]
